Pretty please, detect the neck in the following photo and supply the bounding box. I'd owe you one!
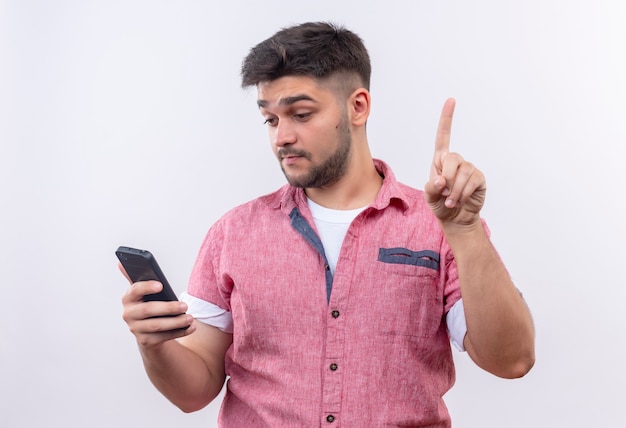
[305,151,382,210]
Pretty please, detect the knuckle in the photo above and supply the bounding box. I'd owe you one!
[447,152,463,162]
[127,283,146,300]
[147,319,162,333]
[138,304,155,320]
[136,335,153,347]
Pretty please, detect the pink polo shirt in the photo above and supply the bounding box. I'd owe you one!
[188,160,462,427]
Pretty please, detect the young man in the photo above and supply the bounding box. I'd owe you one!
[120,22,535,427]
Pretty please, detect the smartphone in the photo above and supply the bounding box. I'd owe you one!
[115,246,179,302]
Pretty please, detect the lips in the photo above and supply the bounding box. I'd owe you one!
[278,149,309,165]
[282,155,302,166]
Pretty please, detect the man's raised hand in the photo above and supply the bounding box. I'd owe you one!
[424,98,486,227]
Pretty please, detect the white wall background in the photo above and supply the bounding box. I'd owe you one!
[1,1,625,427]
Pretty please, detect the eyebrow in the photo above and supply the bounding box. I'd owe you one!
[257,94,316,109]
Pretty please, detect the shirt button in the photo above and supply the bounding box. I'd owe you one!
[330,363,338,371]
[331,310,340,318]
[326,415,335,423]
[324,263,330,271]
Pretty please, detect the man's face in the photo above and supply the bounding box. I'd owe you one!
[257,76,352,189]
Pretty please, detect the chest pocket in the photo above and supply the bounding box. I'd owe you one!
[373,247,443,339]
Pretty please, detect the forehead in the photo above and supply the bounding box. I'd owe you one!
[256,76,336,109]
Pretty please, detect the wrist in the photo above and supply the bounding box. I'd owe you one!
[440,217,483,235]
[439,219,489,249]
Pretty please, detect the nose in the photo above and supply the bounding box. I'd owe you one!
[272,119,296,148]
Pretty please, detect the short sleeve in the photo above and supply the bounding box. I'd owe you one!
[187,220,232,312]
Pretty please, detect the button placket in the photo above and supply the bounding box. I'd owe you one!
[321,232,356,425]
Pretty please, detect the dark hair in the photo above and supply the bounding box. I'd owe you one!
[241,22,371,90]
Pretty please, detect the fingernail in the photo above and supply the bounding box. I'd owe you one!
[445,198,455,208]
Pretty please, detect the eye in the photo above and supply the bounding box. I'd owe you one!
[294,113,311,121]
[263,117,278,127]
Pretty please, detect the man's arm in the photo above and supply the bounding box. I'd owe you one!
[443,223,534,378]
[425,99,535,378]
[120,265,233,412]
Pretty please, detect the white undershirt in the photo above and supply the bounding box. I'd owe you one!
[180,199,467,351]
[306,198,367,275]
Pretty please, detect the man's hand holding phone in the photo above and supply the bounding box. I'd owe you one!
[117,247,196,347]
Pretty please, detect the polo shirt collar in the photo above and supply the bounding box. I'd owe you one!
[276,159,411,215]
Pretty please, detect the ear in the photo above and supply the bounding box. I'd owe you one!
[348,88,371,127]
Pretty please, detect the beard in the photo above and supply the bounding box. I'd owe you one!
[278,115,352,189]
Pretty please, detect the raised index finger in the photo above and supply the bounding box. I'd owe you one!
[434,98,456,156]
